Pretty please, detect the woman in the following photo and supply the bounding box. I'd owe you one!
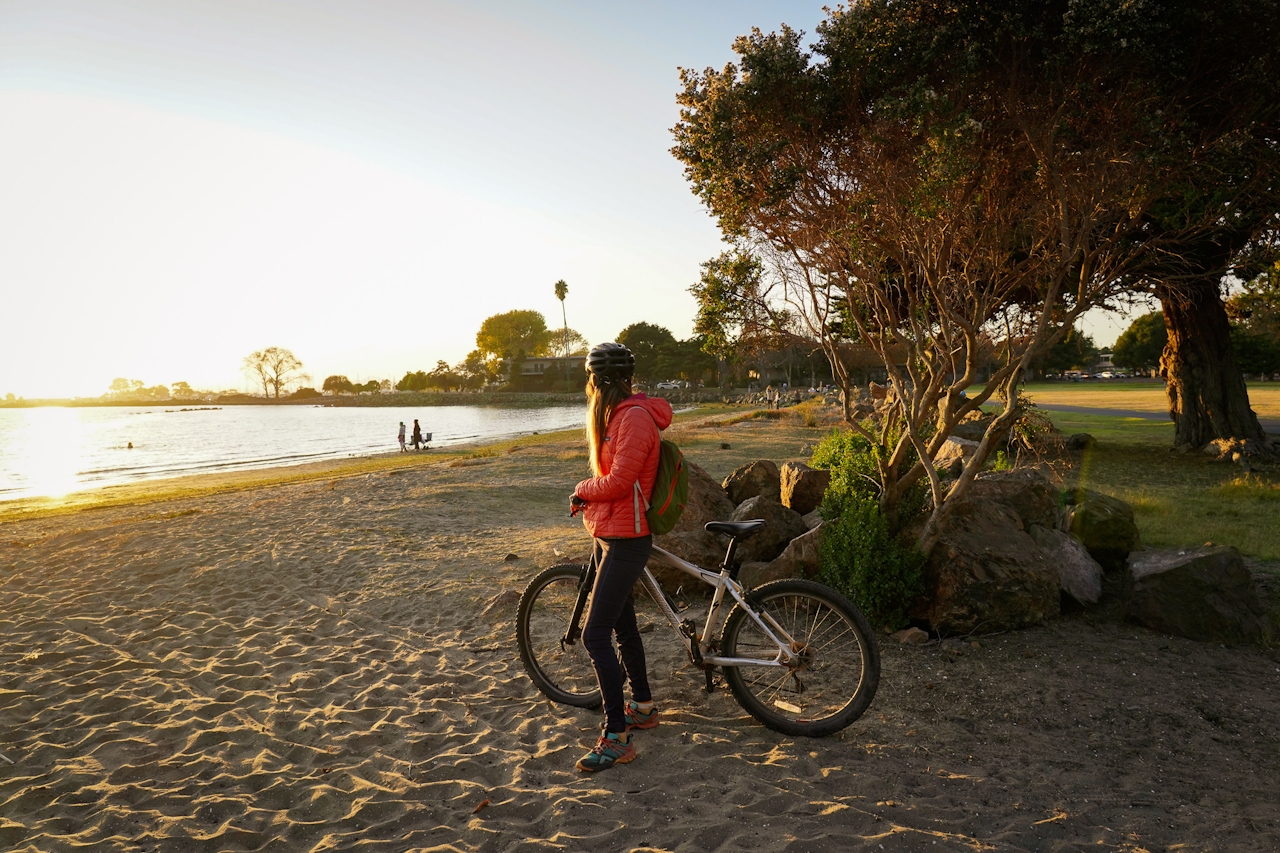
[571,342,673,772]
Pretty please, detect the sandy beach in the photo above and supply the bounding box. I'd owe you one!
[2,413,1278,852]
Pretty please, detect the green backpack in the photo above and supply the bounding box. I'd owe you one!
[642,438,688,536]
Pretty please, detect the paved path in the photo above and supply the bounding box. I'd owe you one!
[1038,403,1280,435]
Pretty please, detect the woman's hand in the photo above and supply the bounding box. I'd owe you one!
[569,494,586,517]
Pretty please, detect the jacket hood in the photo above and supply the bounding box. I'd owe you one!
[615,393,673,430]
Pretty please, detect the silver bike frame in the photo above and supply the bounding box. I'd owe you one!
[643,544,796,669]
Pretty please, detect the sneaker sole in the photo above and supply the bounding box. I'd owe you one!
[625,716,659,731]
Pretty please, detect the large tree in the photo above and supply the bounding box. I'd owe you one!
[474,310,551,375]
[243,347,304,398]
[1076,1,1280,447]
[617,322,677,384]
[673,1,1238,548]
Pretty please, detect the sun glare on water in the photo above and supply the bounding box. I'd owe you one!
[4,407,85,499]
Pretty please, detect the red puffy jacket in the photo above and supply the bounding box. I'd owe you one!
[575,394,674,539]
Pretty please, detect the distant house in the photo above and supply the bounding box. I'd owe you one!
[519,355,586,387]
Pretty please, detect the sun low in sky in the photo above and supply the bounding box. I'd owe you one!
[0,0,1143,400]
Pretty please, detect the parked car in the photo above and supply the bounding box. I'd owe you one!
[655,381,680,391]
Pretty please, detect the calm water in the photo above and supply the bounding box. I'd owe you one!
[0,404,585,501]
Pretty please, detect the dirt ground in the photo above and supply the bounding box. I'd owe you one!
[0,411,1277,852]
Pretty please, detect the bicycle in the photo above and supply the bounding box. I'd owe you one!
[515,515,881,737]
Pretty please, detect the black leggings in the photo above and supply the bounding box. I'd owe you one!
[582,536,654,733]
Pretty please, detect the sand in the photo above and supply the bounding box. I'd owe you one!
[1,415,1278,852]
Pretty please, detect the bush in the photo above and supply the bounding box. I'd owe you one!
[817,494,925,631]
[809,426,929,524]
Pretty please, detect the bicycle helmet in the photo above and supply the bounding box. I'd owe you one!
[586,342,635,384]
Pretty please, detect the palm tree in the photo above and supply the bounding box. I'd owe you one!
[553,279,569,356]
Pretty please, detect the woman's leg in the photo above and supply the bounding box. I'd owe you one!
[582,536,653,733]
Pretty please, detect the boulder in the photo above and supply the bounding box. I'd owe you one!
[935,437,979,477]
[728,496,809,564]
[1066,433,1097,451]
[739,523,825,588]
[1125,546,1269,644]
[950,410,998,442]
[1028,525,1104,605]
[801,509,824,530]
[723,460,781,505]
[652,460,735,586]
[1063,488,1140,572]
[967,469,1062,530]
[779,462,831,515]
[911,498,1060,634]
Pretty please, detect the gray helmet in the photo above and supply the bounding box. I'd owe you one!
[586,342,635,384]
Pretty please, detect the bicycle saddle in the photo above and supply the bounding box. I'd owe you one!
[705,519,766,539]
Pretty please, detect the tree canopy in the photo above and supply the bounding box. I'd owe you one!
[617,323,677,383]
[243,347,304,398]
[1112,313,1167,373]
[474,310,551,373]
[671,0,1270,548]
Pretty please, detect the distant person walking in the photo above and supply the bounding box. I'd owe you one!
[398,421,407,452]
[765,384,775,409]
[412,419,424,451]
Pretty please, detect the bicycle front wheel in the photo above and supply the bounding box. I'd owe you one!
[721,579,880,737]
[515,563,601,708]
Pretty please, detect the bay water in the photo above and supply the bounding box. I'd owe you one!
[0,403,585,501]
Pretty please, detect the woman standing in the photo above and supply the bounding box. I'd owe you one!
[570,342,673,772]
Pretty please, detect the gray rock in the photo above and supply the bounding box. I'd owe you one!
[728,495,809,564]
[801,509,824,530]
[891,627,930,645]
[1067,433,1097,451]
[1125,546,1269,644]
[950,411,1000,443]
[912,498,1060,635]
[1028,525,1103,605]
[1063,488,1140,572]
[723,460,781,505]
[742,523,823,587]
[779,462,831,515]
[968,468,1062,530]
[935,436,980,475]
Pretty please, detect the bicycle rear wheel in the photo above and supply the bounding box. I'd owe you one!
[721,579,879,737]
[516,563,601,708]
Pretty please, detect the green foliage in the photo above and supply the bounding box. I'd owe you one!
[1036,327,1100,374]
[1230,327,1280,376]
[617,322,676,382]
[810,425,930,525]
[394,371,427,392]
[991,450,1011,471]
[817,494,926,631]
[475,310,551,373]
[1112,312,1167,372]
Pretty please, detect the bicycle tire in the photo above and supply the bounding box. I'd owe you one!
[515,563,602,708]
[721,578,880,737]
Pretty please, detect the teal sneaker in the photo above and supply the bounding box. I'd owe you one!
[575,729,636,772]
[624,700,659,731]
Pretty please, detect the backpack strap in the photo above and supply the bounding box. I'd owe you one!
[630,407,662,535]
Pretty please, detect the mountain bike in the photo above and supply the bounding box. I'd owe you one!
[515,518,880,737]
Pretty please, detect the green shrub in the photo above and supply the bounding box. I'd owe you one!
[817,494,926,631]
[810,426,930,525]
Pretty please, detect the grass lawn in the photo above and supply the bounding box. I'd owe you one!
[1022,379,1280,420]
[1046,410,1280,559]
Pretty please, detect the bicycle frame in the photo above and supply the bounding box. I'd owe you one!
[639,545,799,671]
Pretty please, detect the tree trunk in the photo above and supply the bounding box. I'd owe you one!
[1158,278,1266,447]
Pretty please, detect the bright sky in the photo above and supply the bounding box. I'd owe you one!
[0,1,1137,399]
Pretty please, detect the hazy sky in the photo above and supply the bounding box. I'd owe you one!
[0,1,1138,399]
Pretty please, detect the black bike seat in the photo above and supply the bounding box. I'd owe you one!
[705,520,766,539]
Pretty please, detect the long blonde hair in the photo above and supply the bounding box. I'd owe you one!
[585,373,632,476]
